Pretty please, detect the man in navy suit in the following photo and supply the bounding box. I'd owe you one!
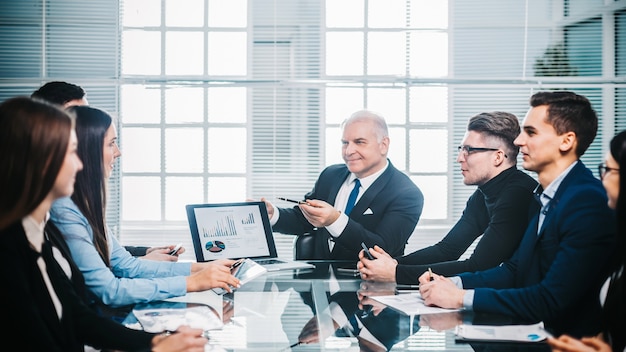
[418,91,616,338]
[261,110,424,261]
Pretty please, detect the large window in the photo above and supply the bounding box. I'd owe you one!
[1,0,625,261]
[117,0,453,256]
[1,1,624,349]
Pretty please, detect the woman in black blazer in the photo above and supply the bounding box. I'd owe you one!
[0,97,206,352]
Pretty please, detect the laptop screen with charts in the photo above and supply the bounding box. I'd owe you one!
[185,202,314,272]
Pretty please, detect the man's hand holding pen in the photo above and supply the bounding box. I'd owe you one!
[277,197,308,205]
[263,196,337,227]
[296,199,340,227]
[418,269,465,309]
[277,197,324,209]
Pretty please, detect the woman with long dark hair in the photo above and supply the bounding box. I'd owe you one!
[548,130,626,352]
[0,96,207,351]
[50,105,239,310]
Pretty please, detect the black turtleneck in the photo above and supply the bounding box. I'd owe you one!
[396,166,538,284]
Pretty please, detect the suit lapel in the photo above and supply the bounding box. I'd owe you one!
[515,212,541,286]
[328,168,351,206]
[537,162,585,238]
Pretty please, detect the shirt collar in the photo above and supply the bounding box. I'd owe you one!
[22,212,49,252]
[347,160,389,191]
[541,160,578,201]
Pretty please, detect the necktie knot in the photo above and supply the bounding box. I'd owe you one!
[345,179,361,215]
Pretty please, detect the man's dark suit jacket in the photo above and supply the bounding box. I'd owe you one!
[458,161,616,337]
[272,161,424,261]
[0,221,154,351]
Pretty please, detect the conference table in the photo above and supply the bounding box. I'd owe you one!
[123,261,552,351]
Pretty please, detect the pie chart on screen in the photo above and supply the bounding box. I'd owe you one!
[206,241,226,253]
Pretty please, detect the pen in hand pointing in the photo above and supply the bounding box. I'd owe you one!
[277,197,307,204]
[428,267,434,281]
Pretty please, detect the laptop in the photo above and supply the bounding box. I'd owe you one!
[185,201,315,272]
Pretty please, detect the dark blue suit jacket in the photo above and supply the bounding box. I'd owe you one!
[459,161,616,337]
[273,161,423,260]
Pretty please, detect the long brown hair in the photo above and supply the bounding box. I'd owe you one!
[66,105,112,265]
[0,97,73,230]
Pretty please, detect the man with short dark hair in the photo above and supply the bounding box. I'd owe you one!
[32,81,88,107]
[419,91,616,338]
[358,111,537,283]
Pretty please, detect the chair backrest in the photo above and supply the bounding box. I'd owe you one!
[294,233,315,260]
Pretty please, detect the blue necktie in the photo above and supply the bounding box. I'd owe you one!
[345,179,361,215]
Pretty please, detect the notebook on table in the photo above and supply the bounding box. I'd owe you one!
[185,201,315,272]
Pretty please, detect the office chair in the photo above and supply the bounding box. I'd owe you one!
[294,233,315,260]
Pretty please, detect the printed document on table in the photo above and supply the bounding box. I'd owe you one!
[455,322,552,342]
[132,303,224,333]
[371,292,461,315]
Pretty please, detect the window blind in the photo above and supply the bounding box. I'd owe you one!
[1,2,625,350]
[0,0,625,264]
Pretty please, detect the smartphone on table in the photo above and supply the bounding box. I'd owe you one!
[169,243,183,256]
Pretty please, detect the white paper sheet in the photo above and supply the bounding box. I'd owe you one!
[454,322,552,342]
[370,292,461,315]
[132,305,224,333]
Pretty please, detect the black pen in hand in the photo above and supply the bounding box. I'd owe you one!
[277,197,307,204]
[230,258,245,270]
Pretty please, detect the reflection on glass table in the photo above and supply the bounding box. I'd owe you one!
[122,262,551,351]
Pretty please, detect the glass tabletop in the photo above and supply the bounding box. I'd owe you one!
[123,261,551,351]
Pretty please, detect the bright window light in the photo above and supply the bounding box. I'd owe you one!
[122,30,161,75]
[165,128,204,173]
[166,87,205,123]
[409,129,448,173]
[166,32,204,75]
[326,32,364,75]
[208,32,247,75]
[121,128,161,173]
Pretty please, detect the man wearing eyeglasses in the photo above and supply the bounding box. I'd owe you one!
[358,112,537,283]
[418,91,616,338]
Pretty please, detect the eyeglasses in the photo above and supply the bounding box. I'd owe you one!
[598,163,620,180]
[457,145,504,157]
